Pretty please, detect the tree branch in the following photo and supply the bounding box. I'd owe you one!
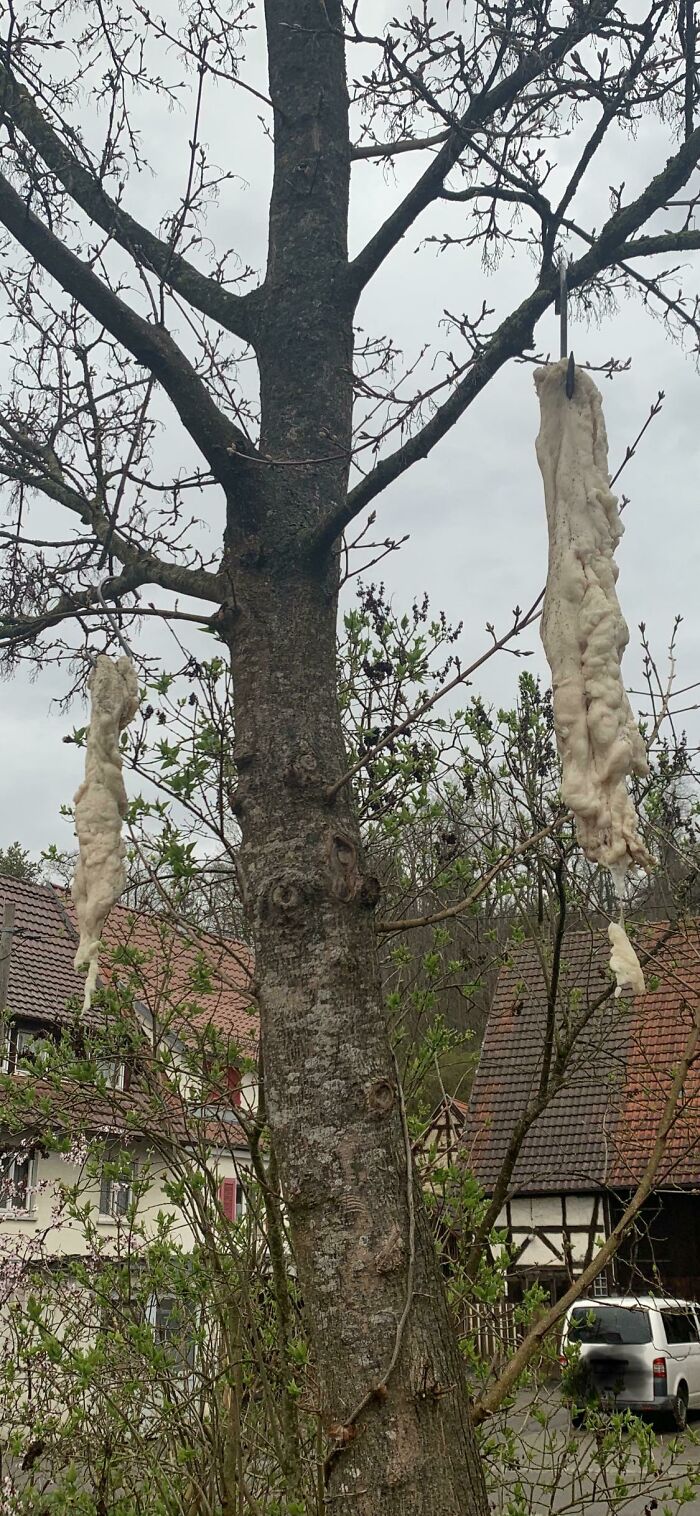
[322,279,553,547]
[0,449,224,606]
[349,0,617,294]
[325,593,543,803]
[350,128,450,161]
[0,170,251,484]
[0,59,258,346]
[617,229,700,259]
[537,855,567,1099]
[0,568,169,648]
[376,816,566,935]
[319,118,700,549]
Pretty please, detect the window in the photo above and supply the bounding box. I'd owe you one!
[96,1059,127,1092]
[592,1273,609,1299]
[99,1292,144,1334]
[3,1024,57,1076]
[147,1293,196,1369]
[661,1311,699,1345]
[151,1293,178,1344]
[0,1150,36,1214]
[218,1175,245,1222]
[569,1305,652,1345]
[99,1154,135,1220]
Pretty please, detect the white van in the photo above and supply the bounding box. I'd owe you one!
[561,1295,700,1429]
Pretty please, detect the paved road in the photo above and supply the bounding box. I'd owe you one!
[493,1390,700,1513]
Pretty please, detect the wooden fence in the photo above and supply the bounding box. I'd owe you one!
[460,1297,521,1365]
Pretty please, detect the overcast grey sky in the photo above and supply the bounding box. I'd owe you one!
[2,3,699,861]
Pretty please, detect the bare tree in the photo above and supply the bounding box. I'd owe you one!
[1,4,700,1511]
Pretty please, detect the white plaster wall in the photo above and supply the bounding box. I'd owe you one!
[510,1232,598,1267]
[502,1193,604,1271]
[570,1230,595,1264]
[0,1145,248,1258]
[517,1236,564,1267]
[566,1194,600,1225]
[508,1194,599,1229]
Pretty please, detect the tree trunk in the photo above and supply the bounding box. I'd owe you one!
[224,5,490,1511]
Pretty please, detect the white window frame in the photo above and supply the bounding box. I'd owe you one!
[592,1272,609,1299]
[147,1292,197,1371]
[16,1029,42,1067]
[2,1024,56,1076]
[96,1058,126,1092]
[98,1153,135,1222]
[0,1150,37,1216]
[147,1292,175,1337]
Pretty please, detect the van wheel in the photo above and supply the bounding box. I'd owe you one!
[672,1384,689,1432]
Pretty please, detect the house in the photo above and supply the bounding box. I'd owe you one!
[465,919,700,1304]
[421,1093,469,1166]
[0,873,259,1275]
[416,1093,469,1191]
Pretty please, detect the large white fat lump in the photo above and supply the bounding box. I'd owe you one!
[535,359,651,997]
[72,655,139,1010]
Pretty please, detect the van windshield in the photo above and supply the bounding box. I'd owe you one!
[569,1305,652,1345]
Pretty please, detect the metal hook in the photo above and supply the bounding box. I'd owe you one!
[555,254,575,399]
[95,578,134,661]
[558,255,568,360]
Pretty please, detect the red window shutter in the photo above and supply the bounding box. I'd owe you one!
[226,1066,242,1108]
[219,1178,237,1221]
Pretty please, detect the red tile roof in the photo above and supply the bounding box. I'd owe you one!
[609,923,700,1189]
[0,875,258,1054]
[0,876,101,1028]
[7,1076,249,1150]
[466,919,700,1196]
[63,893,257,1054]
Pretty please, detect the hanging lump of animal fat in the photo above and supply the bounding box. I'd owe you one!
[72,655,140,1010]
[534,358,652,998]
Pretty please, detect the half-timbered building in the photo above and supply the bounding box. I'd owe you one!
[465,919,700,1303]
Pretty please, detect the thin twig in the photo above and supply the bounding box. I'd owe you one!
[326,591,543,803]
[376,815,566,934]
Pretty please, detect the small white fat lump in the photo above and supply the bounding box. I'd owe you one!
[535,358,651,999]
[72,655,139,1010]
[608,921,645,999]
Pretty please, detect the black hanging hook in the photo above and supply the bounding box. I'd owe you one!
[96,578,134,661]
[555,254,575,399]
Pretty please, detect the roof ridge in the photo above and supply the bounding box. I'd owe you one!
[54,879,251,960]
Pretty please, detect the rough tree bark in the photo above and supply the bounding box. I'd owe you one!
[5,2,700,1511]
[223,4,490,1511]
